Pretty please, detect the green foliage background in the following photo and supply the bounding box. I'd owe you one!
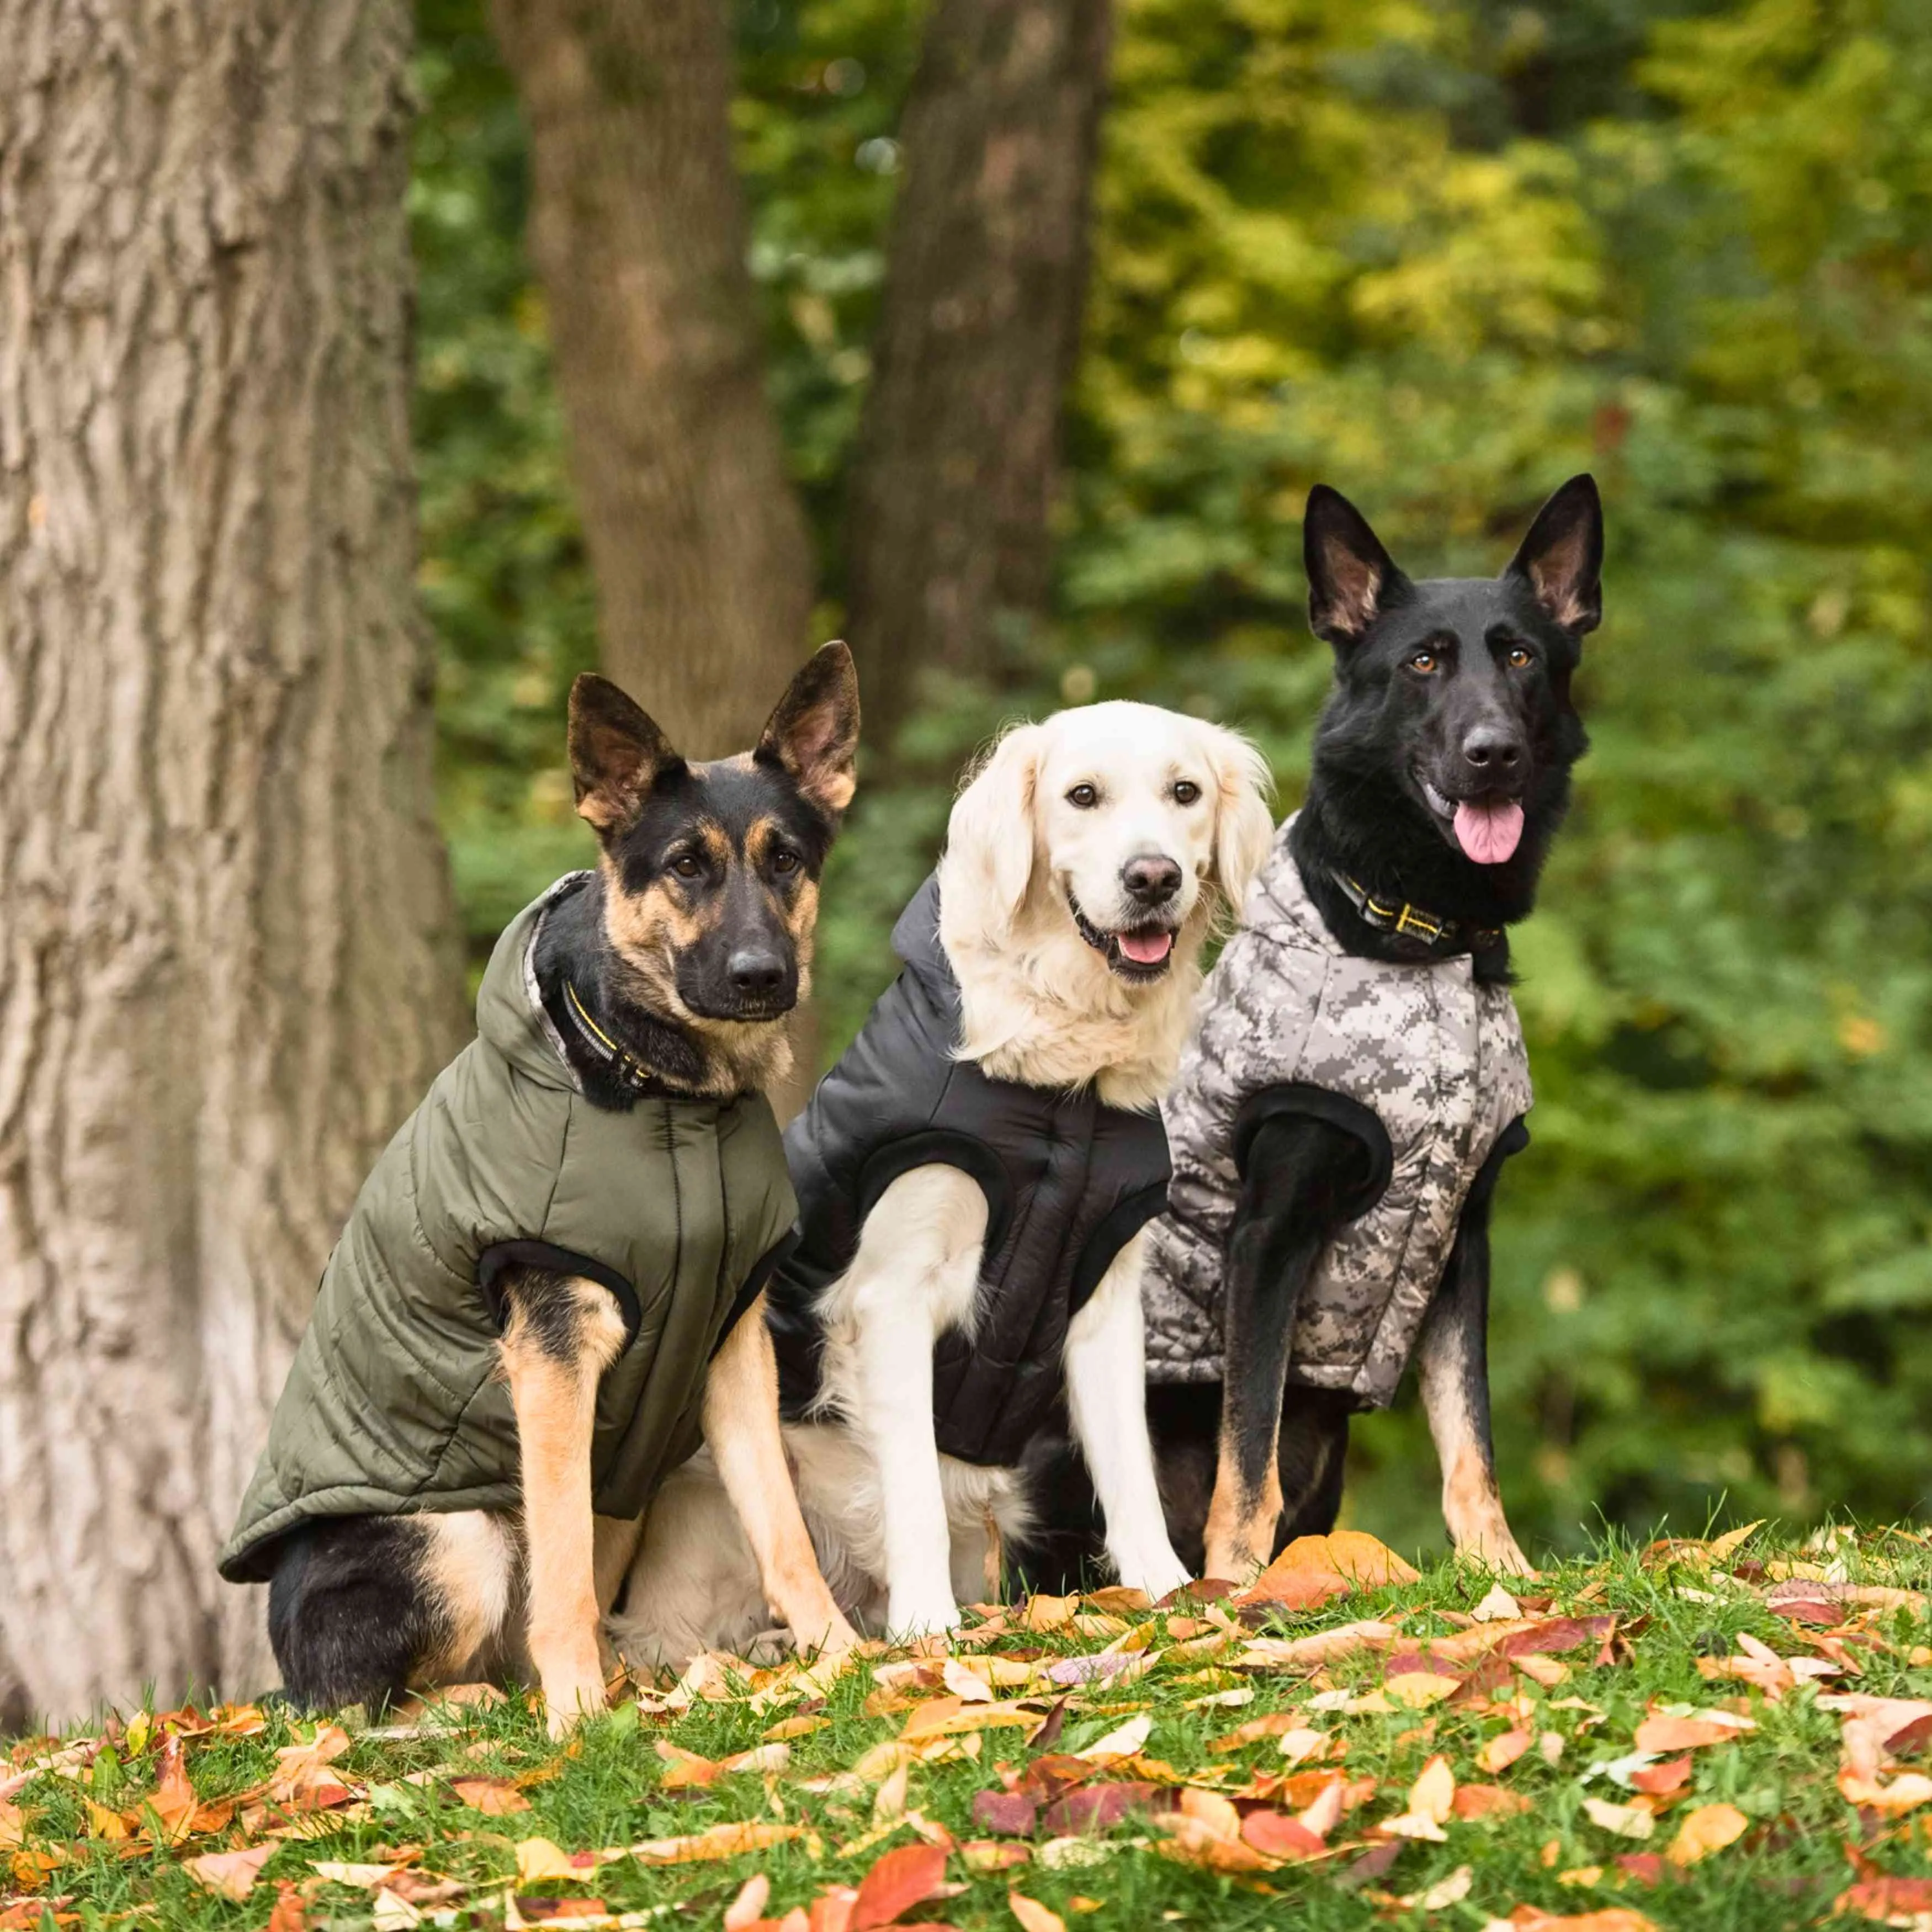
[411,0,1932,1557]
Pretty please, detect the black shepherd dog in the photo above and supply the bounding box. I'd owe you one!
[1020,475,1602,1587]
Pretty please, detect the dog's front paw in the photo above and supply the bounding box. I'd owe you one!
[1456,1531,1535,1579]
[539,1660,610,1738]
[885,1593,962,1644]
[1116,1547,1195,1606]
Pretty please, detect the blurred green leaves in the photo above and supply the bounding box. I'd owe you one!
[414,0,1932,1550]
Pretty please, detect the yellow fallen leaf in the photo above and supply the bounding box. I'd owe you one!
[763,1714,829,1742]
[1278,1727,1329,1766]
[1022,1595,1079,1631]
[1583,1796,1655,1840]
[1667,1802,1749,1866]
[631,1820,805,1865]
[1386,1671,1462,1710]
[516,1837,590,1884]
[900,1697,1042,1742]
[1406,1865,1474,1909]
[1410,1754,1455,1823]
[311,1861,406,1888]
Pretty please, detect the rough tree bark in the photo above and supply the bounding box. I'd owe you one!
[846,0,1113,740]
[490,0,816,758]
[0,0,464,1722]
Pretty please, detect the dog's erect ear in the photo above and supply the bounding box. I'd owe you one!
[569,674,685,835]
[1201,724,1276,917]
[1505,474,1603,635]
[944,723,1043,940]
[757,640,862,823]
[1304,485,1409,645]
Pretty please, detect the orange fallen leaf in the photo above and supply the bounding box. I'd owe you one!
[184,1843,277,1902]
[1008,1896,1065,1932]
[266,1880,310,1932]
[1628,1756,1693,1797]
[449,1775,532,1815]
[1479,1728,1532,1774]
[1666,1802,1748,1866]
[851,1843,948,1929]
[1238,1532,1419,1610]
[1632,1713,1753,1753]
[1453,1784,1533,1819]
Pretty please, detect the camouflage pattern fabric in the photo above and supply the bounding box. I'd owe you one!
[1143,815,1532,1408]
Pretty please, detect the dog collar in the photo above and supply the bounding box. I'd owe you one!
[1329,871,1504,956]
[562,981,664,1094]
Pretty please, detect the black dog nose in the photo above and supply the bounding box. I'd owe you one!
[1122,854,1183,905]
[1461,725,1524,775]
[727,948,787,995]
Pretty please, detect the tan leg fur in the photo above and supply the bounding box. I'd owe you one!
[703,1292,858,1658]
[500,1280,629,1736]
[1203,1439,1282,1585]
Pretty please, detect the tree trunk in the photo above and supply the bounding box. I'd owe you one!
[0,0,464,1721]
[490,0,816,759]
[846,0,1113,741]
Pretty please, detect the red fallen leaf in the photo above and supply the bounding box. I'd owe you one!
[1453,1784,1533,1819]
[1334,1841,1403,1889]
[972,1791,1039,1837]
[1040,1784,1159,1835]
[1496,1617,1616,1659]
[1453,1655,1517,1702]
[1239,1811,1324,1860]
[1835,1877,1932,1921]
[1885,1713,1932,1757]
[1630,1756,1694,1796]
[851,1843,948,1930]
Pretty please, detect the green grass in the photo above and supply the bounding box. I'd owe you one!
[7,1528,1931,1930]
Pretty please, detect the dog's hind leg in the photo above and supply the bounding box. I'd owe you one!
[268,1515,506,1712]
[1203,1111,1368,1581]
[703,1292,857,1659]
[498,1269,628,1735]
[1063,1233,1191,1602]
[1416,1121,1532,1575]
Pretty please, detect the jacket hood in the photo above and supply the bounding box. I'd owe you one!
[474,871,590,1091]
[890,875,965,1017]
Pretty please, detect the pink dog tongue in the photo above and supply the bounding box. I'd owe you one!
[1118,929,1175,965]
[1453,798,1525,865]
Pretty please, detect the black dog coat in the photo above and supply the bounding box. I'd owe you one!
[767,877,1171,1467]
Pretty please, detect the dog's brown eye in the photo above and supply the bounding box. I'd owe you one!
[1067,783,1099,809]
[1409,650,1439,675]
[1173,781,1202,805]
[670,853,703,880]
[1507,645,1534,669]
[772,847,800,874]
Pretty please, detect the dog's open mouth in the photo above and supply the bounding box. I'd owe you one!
[1417,773,1525,867]
[1069,896,1177,981]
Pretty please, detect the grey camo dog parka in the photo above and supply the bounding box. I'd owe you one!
[1142,815,1532,1408]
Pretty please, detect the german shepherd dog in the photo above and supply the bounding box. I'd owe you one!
[261,646,861,1728]
[1022,477,1601,1586]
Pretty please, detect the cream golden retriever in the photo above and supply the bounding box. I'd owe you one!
[612,702,1273,1661]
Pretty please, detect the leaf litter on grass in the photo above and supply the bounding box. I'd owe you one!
[4,1529,1932,1927]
